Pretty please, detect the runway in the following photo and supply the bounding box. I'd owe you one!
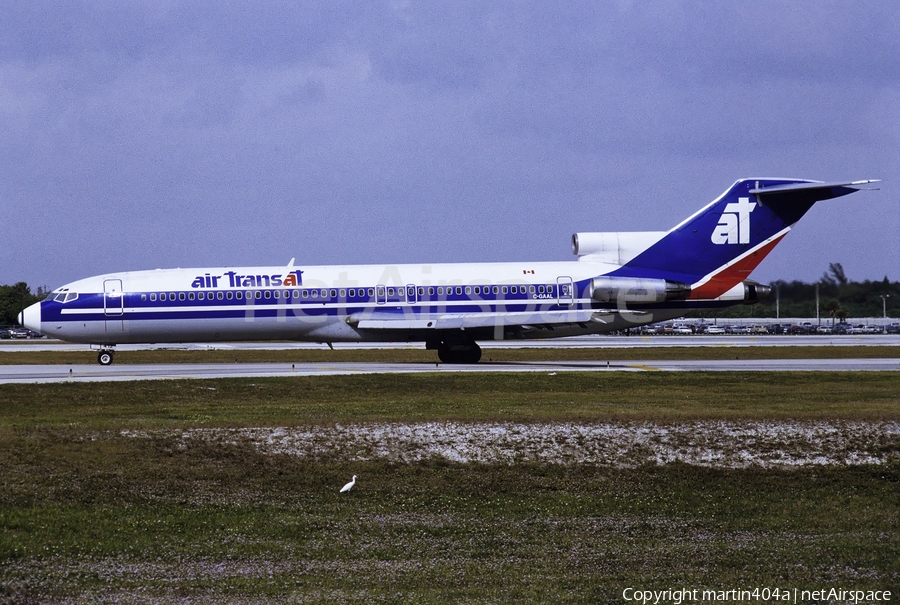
[2,335,898,383]
[3,334,899,352]
[2,357,899,384]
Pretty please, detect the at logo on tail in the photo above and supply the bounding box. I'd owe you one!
[711,196,756,245]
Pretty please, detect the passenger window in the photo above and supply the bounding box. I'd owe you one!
[387,288,394,296]
[502,286,508,294]
[255,291,262,299]
[264,291,271,299]
[141,294,147,301]
[274,291,280,299]
[178,292,185,301]
[236,291,243,300]
[303,290,310,299]
[455,287,462,295]
[465,287,471,295]
[226,292,233,300]
[340,289,346,297]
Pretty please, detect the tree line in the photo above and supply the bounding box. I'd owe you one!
[704,264,899,320]
[2,263,897,326]
[0,283,44,326]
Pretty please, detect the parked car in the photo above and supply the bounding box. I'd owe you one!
[706,326,726,335]
[0,328,10,339]
[749,325,769,334]
[770,323,785,335]
[816,325,832,334]
[8,328,30,339]
[833,322,852,334]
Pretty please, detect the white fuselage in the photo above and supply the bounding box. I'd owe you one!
[22,259,689,346]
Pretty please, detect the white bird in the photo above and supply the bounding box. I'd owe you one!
[339,475,357,493]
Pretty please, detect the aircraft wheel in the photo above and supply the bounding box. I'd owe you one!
[98,351,114,366]
[437,343,482,364]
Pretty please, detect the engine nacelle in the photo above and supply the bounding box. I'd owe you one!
[591,276,691,304]
[742,281,771,304]
[714,280,773,303]
[572,231,666,264]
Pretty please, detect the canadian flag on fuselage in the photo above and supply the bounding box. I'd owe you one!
[606,178,879,300]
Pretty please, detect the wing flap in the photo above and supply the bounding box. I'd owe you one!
[352,309,607,331]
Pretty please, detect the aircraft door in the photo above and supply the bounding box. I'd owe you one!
[376,285,387,305]
[557,276,574,306]
[104,279,124,316]
[406,284,417,304]
[103,278,125,335]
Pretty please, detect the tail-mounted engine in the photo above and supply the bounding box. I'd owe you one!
[741,281,771,304]
[591,276,691,304]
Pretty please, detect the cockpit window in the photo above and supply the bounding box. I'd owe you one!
[52,291,78,303]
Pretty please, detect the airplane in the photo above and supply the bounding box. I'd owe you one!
[19,178,878,365]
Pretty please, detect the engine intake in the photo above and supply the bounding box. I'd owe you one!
[591,277,691,304]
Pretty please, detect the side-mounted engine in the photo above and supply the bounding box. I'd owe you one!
[590,276,691,304]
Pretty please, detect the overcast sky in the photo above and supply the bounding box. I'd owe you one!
[2,1,897,291]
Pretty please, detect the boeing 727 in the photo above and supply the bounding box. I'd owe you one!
[19,178,878,364]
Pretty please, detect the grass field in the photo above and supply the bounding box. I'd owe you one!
[2,344,900,365]
[1,366,898,603]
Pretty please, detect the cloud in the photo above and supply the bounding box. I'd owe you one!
[0,1,896,287]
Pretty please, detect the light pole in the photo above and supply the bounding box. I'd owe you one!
[880,294,890,319]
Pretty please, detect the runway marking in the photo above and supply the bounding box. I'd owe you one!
[629,364,663,371]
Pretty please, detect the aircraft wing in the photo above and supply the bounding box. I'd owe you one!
[348,308,643,331]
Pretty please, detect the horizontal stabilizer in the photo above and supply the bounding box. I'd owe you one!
[749,179,880,199]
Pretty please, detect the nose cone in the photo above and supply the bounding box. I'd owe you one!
[19,301,42,332]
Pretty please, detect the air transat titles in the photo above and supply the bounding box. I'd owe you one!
[190,270,305,289]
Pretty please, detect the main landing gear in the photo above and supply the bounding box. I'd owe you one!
[435,342,482,364]
[97,348,115,366]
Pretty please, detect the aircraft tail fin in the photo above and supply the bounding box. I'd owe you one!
[607,178,878,299]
